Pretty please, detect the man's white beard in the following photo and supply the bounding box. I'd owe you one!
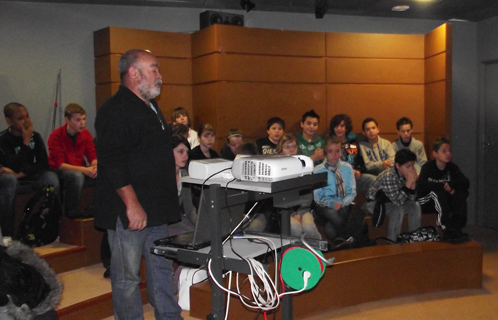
[138,77,162,100]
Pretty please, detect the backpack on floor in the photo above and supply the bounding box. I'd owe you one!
[397,226,441,243]
[330,203,374,251]
[15,186,62,247]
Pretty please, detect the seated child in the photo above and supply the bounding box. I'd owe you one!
[0,102,60,237]
[277,134,321,239]
[391,117,427,174]
[169,122,189,141]
[189,123,219,160]
[329,114,375,191]
[48,103,97,218]
[171,107,199,148]
[295,110,325,166]
[168,134,197,237]
[417,137,469,237]
[256,117,285,155]
[220,128,243,161]
[313,137,357,242]
[236,140,259,156]
[366,149,421,242]
[359,117,396,176]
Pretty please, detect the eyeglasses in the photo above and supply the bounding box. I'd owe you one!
[283,144,297,150]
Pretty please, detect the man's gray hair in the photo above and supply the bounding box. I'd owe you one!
[118,49,148,81]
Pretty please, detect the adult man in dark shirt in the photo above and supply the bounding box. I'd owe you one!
[0,102,60,237]
[95,49,182,320]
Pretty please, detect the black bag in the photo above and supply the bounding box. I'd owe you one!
[341,203,367,242]
[330,203,374,251]
[0,246,51,310]
[15,186,62,247]
[397,226,441,243]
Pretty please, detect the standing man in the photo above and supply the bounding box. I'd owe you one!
[95,49,182,320]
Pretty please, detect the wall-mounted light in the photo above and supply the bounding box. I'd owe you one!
[392,5,410,12]
[315,0,328,19]
[241,0,255,12]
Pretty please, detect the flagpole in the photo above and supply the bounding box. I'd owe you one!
[52,69,61,131]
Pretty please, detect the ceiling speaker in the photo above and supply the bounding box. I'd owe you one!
[200,11,244,29]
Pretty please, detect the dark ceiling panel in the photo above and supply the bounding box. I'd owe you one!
[9,0,498,21]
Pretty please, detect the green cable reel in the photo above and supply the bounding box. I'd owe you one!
[280,246,326,291]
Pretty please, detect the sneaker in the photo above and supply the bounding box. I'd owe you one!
[443,227,469,243]
[103,268,110,279]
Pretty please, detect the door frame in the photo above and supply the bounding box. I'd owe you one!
[478,59,498,227]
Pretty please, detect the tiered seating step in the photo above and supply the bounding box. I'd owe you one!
[190,240,482,320]
[55,264,147,320]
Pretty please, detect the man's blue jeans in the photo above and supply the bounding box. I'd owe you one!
[107,219,182,320]
[0,171,60,237]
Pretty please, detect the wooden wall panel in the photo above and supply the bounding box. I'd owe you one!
[425,23,452,58]
[94,54,120,85]
[95,83,119,110]
[159,58,192,85]
[425,53,448,84]
[326,33,424,59]
[95,83,192,116]
[193,54,325,84]
[155,85,193,119]
[191,55,218,86]
[94,26,191,58]
[327,58,424,84]
[94,24,452,156]
[193,82,327,150]
[191,82,220,131]
[424,81,448,149]
[192,24,326,57]
[327,84,425,136]
[93,27,193,114]
[95,55,191,85]
[424,23,451,152]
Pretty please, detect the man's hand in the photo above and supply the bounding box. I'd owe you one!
[353,169,361,180]
[116,185,147,231]
[126,203,147,231]
[382,160,392,169]
[333,201,343,211]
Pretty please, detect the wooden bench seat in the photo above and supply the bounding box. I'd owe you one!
[189,239,482,319]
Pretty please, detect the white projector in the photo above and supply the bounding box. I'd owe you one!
[188,158,234,180]
[231,154,313,182]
